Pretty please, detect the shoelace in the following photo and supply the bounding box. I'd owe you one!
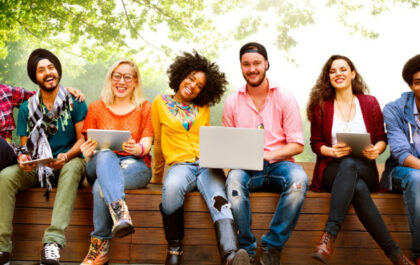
[87,241,101,259]
[322,233,331,245]
[44,242,60,259]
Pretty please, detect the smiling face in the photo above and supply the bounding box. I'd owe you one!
[329,59,356,92]
[174,71,206,103]
[110,63,137,100]
[240,52,268,87]
[36,59,60,92]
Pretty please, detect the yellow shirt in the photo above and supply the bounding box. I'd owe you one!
[151,95,209,183]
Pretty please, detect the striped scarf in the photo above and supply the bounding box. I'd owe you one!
[25,85,73,196]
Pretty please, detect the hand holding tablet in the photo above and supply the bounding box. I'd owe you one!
[87,129,131,151]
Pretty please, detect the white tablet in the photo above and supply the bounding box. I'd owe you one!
[20,157,56,166]
[336,132,371,156]
[87,129,131,151]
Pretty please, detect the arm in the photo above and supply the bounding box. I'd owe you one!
[151,98,165,183]
[48,120,85,169]
[222,96,235,127]
[10,85,35,107]
[264,142,304,161]
[383,103,418,167]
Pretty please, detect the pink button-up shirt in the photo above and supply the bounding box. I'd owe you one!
[222,79,304,163]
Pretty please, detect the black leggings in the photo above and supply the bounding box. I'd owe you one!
[0,137,17,171]
[323,156,401,258]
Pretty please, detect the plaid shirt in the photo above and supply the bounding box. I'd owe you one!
[0,84,35,140]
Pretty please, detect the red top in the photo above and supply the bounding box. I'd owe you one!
[309,94,387,192]
[82,99,154,167]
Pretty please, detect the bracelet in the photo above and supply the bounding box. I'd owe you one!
[137,142,145,157]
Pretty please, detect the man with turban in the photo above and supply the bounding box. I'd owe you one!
[0,48,87,265]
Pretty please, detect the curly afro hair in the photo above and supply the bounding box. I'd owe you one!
[402,54,420,85]
[167,51,227,107]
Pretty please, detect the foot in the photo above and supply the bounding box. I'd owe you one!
[260,247,281,265]
[311,231,335,264]
[226,249,250,265]
[0,252,10,265]
[81,237,110,265]
[41,242,61,265]
[389,253,415,265]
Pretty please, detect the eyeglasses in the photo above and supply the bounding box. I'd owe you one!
[43,112,58,135]
[111,72,135,83]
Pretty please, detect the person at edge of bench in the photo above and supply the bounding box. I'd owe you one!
[152,51,250,265]
[307,54,413,265]
[382,54,420,265]
[0,48,88,265]
[223,42,308,265]
[79,59,153,265]
[0,83,83,172]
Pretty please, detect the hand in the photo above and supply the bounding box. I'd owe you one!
[263,151,274,161]
[123,139,142,156]
[47,153,67,169]
[18,154,36,172]
[331,143,351,158]
[80,139,97,161]
[362,144,380,160]
[65,87,85,102]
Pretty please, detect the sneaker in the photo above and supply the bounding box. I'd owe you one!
[0,252,10,265]
[260,247,282,265]
[41,242,61,265]
[81,237,110,265]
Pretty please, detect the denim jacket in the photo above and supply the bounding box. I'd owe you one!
[381,91,418,190]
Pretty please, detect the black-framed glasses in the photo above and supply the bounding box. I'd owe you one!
[43,112,58,135]
[111,72,135,83]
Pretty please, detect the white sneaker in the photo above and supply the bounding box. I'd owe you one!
[40,242,61,265]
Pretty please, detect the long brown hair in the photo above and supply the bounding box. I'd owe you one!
[306,55,369,122]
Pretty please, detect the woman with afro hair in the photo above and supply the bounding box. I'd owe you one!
[152,51,250,265]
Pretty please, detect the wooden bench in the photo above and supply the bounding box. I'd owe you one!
[11,162,410,264]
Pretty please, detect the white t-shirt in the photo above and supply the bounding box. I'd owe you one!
[331,97,367,145]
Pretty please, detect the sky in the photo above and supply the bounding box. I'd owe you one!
[213,2,420,109]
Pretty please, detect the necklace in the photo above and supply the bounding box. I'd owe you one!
[336,96,354,132]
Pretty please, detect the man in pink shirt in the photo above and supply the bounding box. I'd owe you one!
[223,42,308,265]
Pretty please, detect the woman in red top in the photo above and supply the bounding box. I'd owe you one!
[307,55,413,265]
[79,60,153,265]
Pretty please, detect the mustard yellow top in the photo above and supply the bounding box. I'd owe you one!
[151,95,209,183]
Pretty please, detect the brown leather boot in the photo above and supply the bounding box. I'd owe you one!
[311,231,336,264]
[390,253,415,265]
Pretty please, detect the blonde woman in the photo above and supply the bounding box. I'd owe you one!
[80,60,153,265]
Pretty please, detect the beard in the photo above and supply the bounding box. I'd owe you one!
[243,70,266,87]
[38,75,59,92]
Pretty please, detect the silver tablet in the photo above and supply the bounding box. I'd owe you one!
[336,132,371,156]
[87,129,131,151]
[20,157,56,166]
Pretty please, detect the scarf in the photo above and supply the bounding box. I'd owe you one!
[25,85,73,197]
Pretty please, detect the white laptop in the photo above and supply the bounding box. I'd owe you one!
[87,129,131,151]
[199,126,265,171]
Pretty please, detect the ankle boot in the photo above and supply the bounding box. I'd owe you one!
[214,218,250,265]
[80,236,110,265]
[108,199,135,238]
[390,253,415,265]
[160,203,184,265]
[311,231,336,264]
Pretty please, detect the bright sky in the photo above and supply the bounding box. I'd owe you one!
[215,3,420,109]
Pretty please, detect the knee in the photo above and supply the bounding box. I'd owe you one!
[0,165,24,191]
[405,171,420,195]
[60,159,85,184]
[354,179,370,196]
[92,181,103,199]
[226,170,247,190]
[96,150,116,162]
[340,157,360,171]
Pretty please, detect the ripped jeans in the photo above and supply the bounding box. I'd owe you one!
[161,162,233,222]
[226,161,308,255]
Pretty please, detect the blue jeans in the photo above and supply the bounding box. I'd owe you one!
[392,166,420,259]
[161,162,233,222]
[226,161,308,255]
[86,150,151,239]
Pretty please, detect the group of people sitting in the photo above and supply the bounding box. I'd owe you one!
[0,42,419,265]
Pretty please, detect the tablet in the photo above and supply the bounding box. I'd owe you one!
[87,129,131,151]
[20,157,56,166]
[336,132,371,156]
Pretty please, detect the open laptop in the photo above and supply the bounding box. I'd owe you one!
[199,126,265,171]
[87,129,131,151]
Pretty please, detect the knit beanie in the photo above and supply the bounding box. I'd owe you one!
[27,48,62,84]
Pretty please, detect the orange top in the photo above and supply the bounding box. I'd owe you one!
[82,99,153,167]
